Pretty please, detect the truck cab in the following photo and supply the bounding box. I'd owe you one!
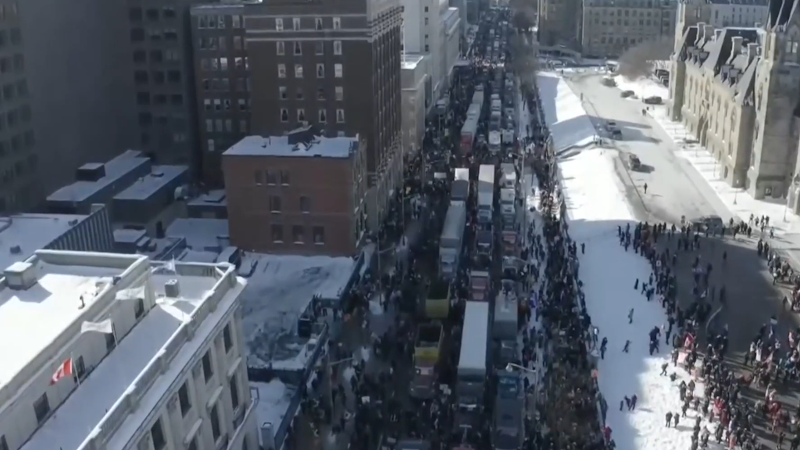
[469,270,490,301]
[411,323,444,399]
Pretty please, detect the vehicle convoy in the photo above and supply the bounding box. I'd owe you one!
[411,323,444,399]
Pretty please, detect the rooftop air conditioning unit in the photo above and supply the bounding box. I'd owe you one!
[5,261,37,290]
[165,278,180,298]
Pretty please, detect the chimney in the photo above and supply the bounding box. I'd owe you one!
[746,42,760,64]
[731,36,744,55]
[704,24,715,42]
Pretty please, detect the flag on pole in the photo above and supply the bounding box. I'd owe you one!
[50,358,73,385]
[81,319,113,334]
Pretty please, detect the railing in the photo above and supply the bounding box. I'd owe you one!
[227,399,256,450]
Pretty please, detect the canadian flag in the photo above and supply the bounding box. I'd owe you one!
[50,358,73,385]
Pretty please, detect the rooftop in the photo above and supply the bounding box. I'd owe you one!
[402,53,426,70]
[0,213,88,269]
[166,218,230,250]
[11,252,244,450]
[252,379,296,433]
[187,189,227,208]
[240,253,355,370]
[47,150,151,204]
[224,135,357,158]
[113,165,188,201]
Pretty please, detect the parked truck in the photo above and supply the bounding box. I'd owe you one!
[439,201,467,279]
[425,278,451,320]
[452,168,470,201]
[488,131,501,153]
[411,323,444,399]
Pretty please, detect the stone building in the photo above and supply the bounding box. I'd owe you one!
[537,0,582,51]
[581,0,677,58]
[670,0,800,202]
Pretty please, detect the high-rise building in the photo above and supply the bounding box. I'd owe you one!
[126,0,209,170]
[581,0,676,57]
[537,0,582,51]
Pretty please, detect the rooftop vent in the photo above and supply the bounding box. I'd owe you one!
[165,278,180,298]
[4,261,37,290]
[9,245,21,255]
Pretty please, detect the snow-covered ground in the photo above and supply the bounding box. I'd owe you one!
[648,106,800,236]
[537,72,597,153]
[542,74,711,450]
[240,253,357,370]
[614,75,670,100]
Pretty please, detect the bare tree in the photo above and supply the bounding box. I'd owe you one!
[510,32,539,94]
[617,38,672,79]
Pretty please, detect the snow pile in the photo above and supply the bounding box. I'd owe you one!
[537,72,597,153]
[553,88,704,450]
[252,379,295,430]
[614,75,669,100]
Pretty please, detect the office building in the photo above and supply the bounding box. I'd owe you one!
[223,128,368,256]
[401,54,431,156]
[537,0,582,51]
[674,0,768,30]
[0,250,256,450]
[581,0,676,57]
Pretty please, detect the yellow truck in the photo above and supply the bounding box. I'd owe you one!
[424,279,451,320]
[411,323,443,400]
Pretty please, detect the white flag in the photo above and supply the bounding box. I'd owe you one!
[81,319,114,334]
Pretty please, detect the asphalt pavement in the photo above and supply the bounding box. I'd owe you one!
[563,72,800,448]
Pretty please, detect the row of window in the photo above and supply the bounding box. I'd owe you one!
[200,56,249,72]
[279,86,344,102]
[130,28,179,43]
[0,104,31,130]
[589,18,668,26]
[138,112,187,129]
[0,79,26,103]
[133,49,181,64]
[203,98,250,112]
[197,14,243,30]
[129,6,177,22]
[0,28,21,47]
[270,224,326,245]
[0,152,36,186]
[278,63,343,79]
[134,69,183,85]
[198,36,246,52]
[280,108,345,124]
[201,77,250,93]
[0,128,33,155]
[265,193,314,213]
[273,16,342,32]
[205,118,249,134]
[588,8,669,16]
[142,132,187,147]
[276,40,343,56]
[136,92,184,107]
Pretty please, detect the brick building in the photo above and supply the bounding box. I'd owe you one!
[222,127,368,256]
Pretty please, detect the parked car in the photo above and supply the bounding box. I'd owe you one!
[644,96,663,105]
[620,90,635,98]
[693,215,724,231]
[605,120,618,131]
[628,154,641,170]
[610,128,623,140]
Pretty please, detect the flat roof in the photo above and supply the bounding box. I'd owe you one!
[166,218,230,250]
[241,254,355,370]
[252,379,296,430]
[187,189,227,208]
[402,53,425,70]
[0,260,123,393]
[0,214,88,269]
[113,165,188,201]
[47,150,150,204]
[20,258,244,450]
[224,135,356,158]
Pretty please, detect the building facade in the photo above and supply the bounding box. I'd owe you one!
[242,0,403,230]
[581,0,676,57]
[1,251,256,450]
[401,54,431,156]
[670,0,800,203]
[402,0,449,100]
[127,0,206,170]
[191,4,251,186]
[223,131,368,256]
[537,0,582,51]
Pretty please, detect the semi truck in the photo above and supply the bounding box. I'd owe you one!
[488,131,501,153]
[411,323,444,399]
[439,200,467,280]
[452,168,470,201]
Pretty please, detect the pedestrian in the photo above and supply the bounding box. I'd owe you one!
[628,308,634,324]
[644,183,648,194]
[665,411,673,427]
[623,340,631,353]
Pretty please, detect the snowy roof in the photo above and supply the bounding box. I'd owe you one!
[536,73,596,153]
[240,253,356,370]
[0,214,88,269]
[252,379,296,429]
[113,165,188,201]
[14,253,245,450]
[224,135,357,158]
[166,218,230,250]
[459,301,489,371]
[47,150,151,203]
[402,53,425,70]
[187,189,227,208]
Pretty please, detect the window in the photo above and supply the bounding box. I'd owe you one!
[105,328,116,351]
[178,382,192,416]
[202,351,214,382]
[214,98,222,111]
[207,139,215,152]
[33,393,50,424]
[296,88,304,100]
[315,17,323,30]
[218,15,226,28]
[270,195,282,212]
[210,404,222,441]
[315,41,324,55]
[266,170,277,184]
[336,109,345,123]
[133,50,146,63]
[292,225,305,243]
[234,36,242,50]
[225,119,233,132]
[313,226,325,244]
[275,18,284,31]
[223,324,234,352]
[235,57,244,69]
[319,109,327,123]
[424,6,429,11]
[335,86,343,101]
[280,108,289,122]
[293,41,302,55]
[240,119,248,133]
[317,87,326,100]
[74,355,86,381]
[333,40,342,55]
[293,17,301,30]
[300,195,312,212]
[295,64,303,78]
[333,17,341,29]
[424,44,429,52]
[334,63,343,78]
[279,86,288,100]
[220,58,228,71]
[280,170,290,185]
[230,375,240,410]
[151,419,166,450]
[134,298,145,319]
[297,108,306,122]
[276,41,285,55]
[239,98,248,111]
[317,63,325,78]
[425,17,429,25]
[271,224,284,242]
[254,170,263,185]
[278,64,286,78]
[233,15,241,28]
